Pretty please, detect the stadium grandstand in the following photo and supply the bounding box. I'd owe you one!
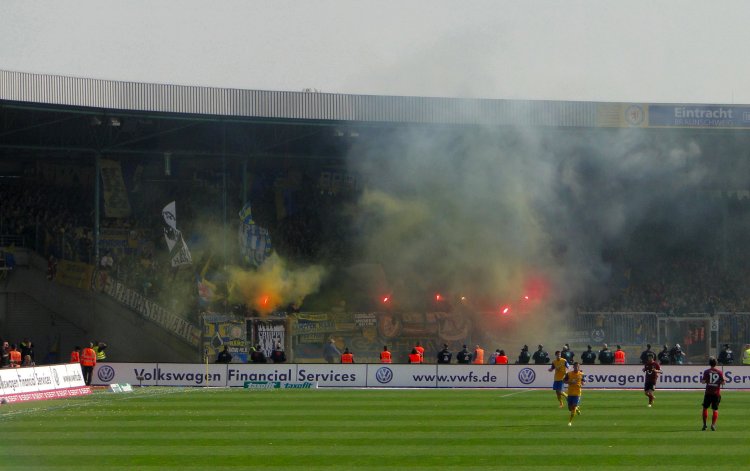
[3,69,750,365]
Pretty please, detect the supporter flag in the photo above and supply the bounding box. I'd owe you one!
[162,201,192,267]
[100,159,132,218]
[196,256,220,306]
[238,202,272,267]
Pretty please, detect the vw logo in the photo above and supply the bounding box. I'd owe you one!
[97,365,116,383]
[518,367,536,385]
[375,367,393,384]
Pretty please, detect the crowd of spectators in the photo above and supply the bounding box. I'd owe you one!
[582,255,750,315]
[6,166,750,321]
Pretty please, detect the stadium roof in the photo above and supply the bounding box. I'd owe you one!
[1,69,612,127]
[4,69,750,163]
[5,69,750,131]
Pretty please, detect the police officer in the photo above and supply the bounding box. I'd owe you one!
[581,345,597,365]
[216,345,233,363]
[270,343,287,363]
[456,345,472,364]
[532,344,549,364]
[669,344,684,365]
[657,345,670,364]
[598,343,614,365]
[437,344,452,364]
[561,344,575,364]
[717,344,733,365]
[640,344,655,365]
[517,345,531,364]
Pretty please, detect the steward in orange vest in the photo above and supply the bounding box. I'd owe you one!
[496,350,509,365]
[472,345,485,364]
[415,342,425,362]
[70,346,81,363]
[81,345,97,367]
[380,346,392,363]
[9,345,21,367]
[81,343,97,386]
[341,348,354,363]
[614,346,626,364]
[408,348,422,364]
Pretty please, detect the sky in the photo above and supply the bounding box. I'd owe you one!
[2,0,750,104]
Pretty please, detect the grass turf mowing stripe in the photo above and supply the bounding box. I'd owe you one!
[1,388,747,470]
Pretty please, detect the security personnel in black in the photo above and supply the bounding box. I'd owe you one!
[581,345,597,365]
[657,345,670,364]
[437,344,452,364]
[532,344,549,364]
[669,343,684,365]
[216,345,232,363]
[718,344,734,365]
[598,343,614,365]
[561,344,575,364]
[456,345,472,364]
[517,345,531,364]
[640,344,655,365]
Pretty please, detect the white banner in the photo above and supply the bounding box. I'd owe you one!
[507,364,750,389]
[101,277,201,346]
[0,364,90,402]
[87,363,750,389]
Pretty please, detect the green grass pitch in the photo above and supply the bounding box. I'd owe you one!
[1,387,748,470]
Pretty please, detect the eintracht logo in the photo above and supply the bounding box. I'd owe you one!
[518,368,536,385]
[97,365,115,383]
[375,367,393,384]
[625,105,645,126]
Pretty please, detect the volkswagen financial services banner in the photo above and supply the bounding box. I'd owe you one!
[0,363,91,403]
[507,364,750,390]
[92,363,750,389]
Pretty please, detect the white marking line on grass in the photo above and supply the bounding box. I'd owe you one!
[497,389,533,398]
[0,387,195,419]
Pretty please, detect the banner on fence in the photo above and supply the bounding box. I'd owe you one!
[89,363,750,389]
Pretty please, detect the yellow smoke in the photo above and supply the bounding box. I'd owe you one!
[227,253,326,315]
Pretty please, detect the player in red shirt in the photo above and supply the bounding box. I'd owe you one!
[700,357,726,431]
[642,354,661,407]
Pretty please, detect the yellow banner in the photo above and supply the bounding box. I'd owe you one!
[56,260,94,290]
[100,159,132,218]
